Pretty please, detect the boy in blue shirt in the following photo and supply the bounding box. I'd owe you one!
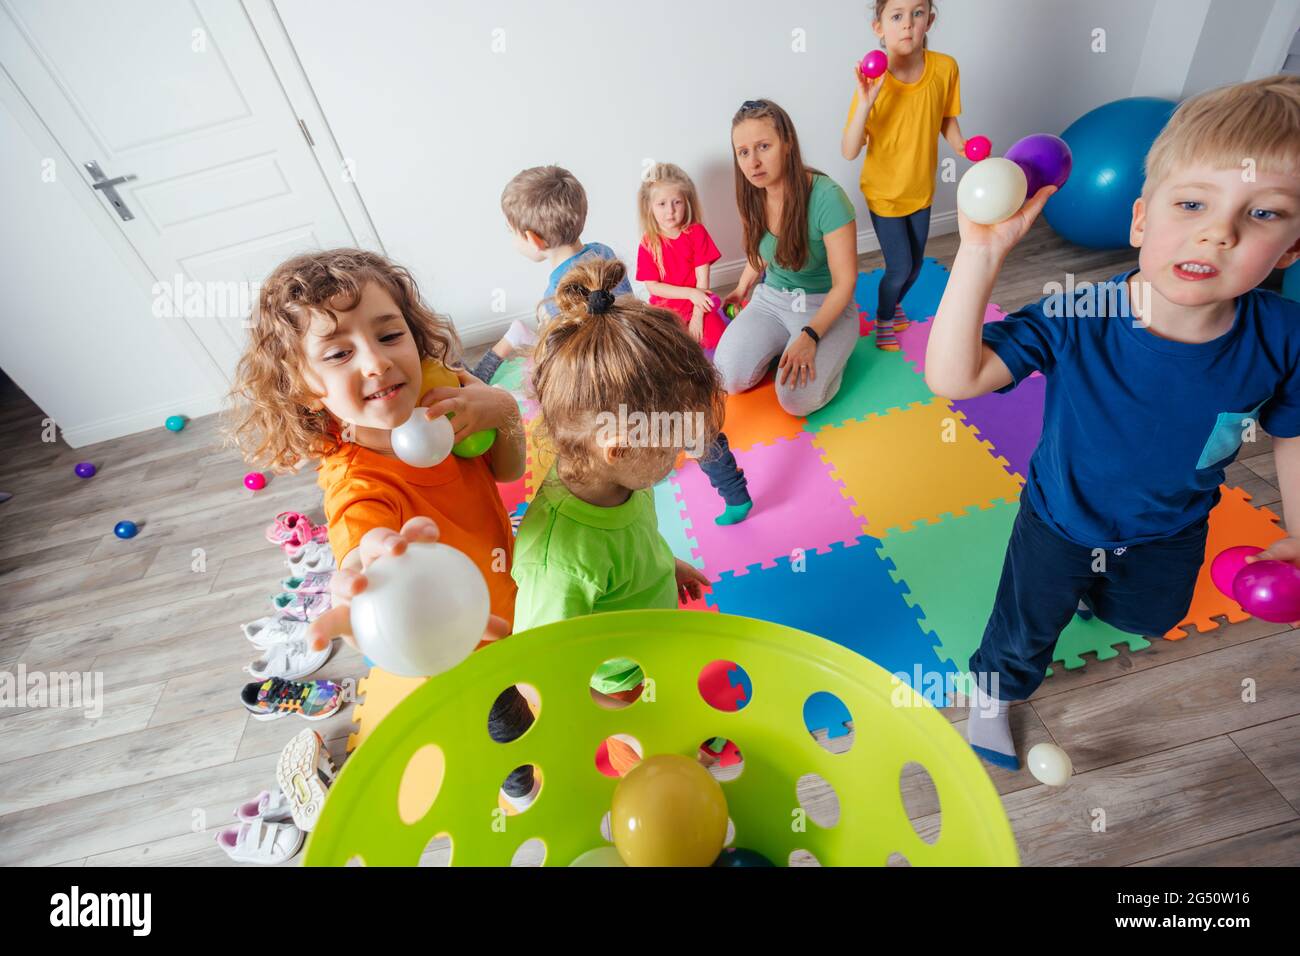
[927,74,1300,771]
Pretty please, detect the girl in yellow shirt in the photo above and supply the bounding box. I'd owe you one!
[841,0,969,350]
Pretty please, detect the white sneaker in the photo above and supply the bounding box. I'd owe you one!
[246,634,333,680]
[242,613,310,649]
[213,817,303,864]
[234,788,295,825]
[276,728,337,833]
[286,540,336,576]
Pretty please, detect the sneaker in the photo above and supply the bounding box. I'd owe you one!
[214,817,303,864]
[240,677,343,722]
[503,318,538,350]
[246,635,333,681]
[276,729,337,832]
[234,788,296,825]
[242,613,310,649]
[265,511,328,552]
[285,540,336,576]
[270,589,332,622]
[281,571,334,594]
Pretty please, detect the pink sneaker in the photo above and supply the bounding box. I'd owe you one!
[265,511,329,553]
[271,589,332,622]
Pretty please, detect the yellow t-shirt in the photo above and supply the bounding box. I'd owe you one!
[844,50,961,217]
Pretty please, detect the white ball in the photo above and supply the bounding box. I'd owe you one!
[957,157,1028,225]
[1027,742,1072,786]
[348,542,489,677]
[390,410,454,468]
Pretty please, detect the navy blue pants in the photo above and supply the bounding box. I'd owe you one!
[697,431,750,506]
[869,206,931,322]
[970,497,1208,701]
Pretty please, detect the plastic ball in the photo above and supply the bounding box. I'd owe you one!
[611,753,729,867]
[964,135,992,162]
[113,520,138,540]
[390,409,455,468]
[1210,545,1264,598]
[74,462,96,479]
[569,846,627,867]
[713,847,774,867]
[1233,559,1300,623]
[420,358,497,459]
[957,157,1028,225]
[164,415,186,432]
[452,427,497,459]
[860,49,887,79]
[724,303,741,320]
[243,472,266,491]
[348,542,489,677]
[1027,743,1072,786]
[1005,133,1073,198]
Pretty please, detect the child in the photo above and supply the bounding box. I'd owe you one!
[925,75,1300,771]
[471,165,633,384]
[225,248,527,745]
[637,163,728,350]
[842,0,967,349]
[637,163,753,525]
[511,257,716,630]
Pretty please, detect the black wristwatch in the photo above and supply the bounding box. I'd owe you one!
[801,325,821,344]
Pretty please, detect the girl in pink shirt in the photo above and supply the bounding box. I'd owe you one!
[637,164,730,351]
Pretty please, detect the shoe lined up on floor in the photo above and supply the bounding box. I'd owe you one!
[214,816,303,864]
[241,677,343,722]
[246,634,334,681]
[265,511,329,552]
[285,540,336,576]
[271,588,332,621]
[276,728,337,832]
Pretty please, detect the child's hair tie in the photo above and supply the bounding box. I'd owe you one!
[586,288,615,315]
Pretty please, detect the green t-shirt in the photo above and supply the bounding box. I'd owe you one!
[511,474,677,633]
[758,174,856,294]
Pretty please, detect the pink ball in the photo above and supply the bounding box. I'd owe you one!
[1233,559,1300,623]
[1210,545,1263,598]
[965,135,992,162]
[860,50,887,79]
[243,472,266,491]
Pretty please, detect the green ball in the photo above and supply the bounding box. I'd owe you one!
[724,303,740,320]
[452,427,496,458]
[165,415,186,432]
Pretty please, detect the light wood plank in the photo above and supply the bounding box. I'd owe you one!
[1131,819,1300,866]
[1229,714,1300,813]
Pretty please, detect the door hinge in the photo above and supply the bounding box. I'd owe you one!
[298,118,315,147]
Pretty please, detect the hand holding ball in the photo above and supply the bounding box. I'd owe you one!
[859,50,887,79]
[1003,134,1073,197]
[964,135,992,162]
[348,542,489,677]
[390,408,455,468]
[418,359,497,459]
[1232,560,1300,623]
[957,158,1028,225]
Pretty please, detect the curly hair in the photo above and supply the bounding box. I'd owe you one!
[530,258,725,486]
[222,248,461,471]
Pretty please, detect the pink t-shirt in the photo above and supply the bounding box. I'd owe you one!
[636,223,722,325]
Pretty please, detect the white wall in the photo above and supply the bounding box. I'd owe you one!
[275,0,1159,347]
[0,78,225,447]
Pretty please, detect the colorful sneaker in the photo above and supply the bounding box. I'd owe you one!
[246,635,333,681]
[240,677,343,722]
[270,589,332,622]
[875,320,900,351]
[285,540,336,576]
[892,304,911,333]
[264,511,327,552]
[276,729,337,832]
[242,613,310,649]
[234,788,295,825]
[214,817,303,864]
[281,571,334,594]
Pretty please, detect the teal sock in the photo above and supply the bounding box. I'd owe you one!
[716,500,753,526]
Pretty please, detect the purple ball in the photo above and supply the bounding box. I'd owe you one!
[75,462,96,479]
[1005,134,1073,198]
[1233,560,1300,623]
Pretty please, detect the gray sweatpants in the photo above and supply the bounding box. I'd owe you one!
[713,281,858,416]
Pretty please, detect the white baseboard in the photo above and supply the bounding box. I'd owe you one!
[450,208,960,348]
[59,391,227,448]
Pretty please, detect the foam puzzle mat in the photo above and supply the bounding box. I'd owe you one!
[348,258,1284,746]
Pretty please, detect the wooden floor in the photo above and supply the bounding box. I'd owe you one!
[1,221,1296,867]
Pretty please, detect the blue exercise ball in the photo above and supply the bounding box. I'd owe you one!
[1044,97,1177,249]
[1283,263,1300,303]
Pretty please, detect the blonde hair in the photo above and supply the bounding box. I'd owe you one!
[637,163,702,276]
[1144,73,1300,197]
[873,0,934,48]
[500,165,587,248]
[223,248,461,471]
[530,258,725,486]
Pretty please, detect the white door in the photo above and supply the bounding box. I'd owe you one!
[0,0,360,380]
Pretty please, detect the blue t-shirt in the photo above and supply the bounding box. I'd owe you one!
[983,270,1300,548]
[541,242,634,317]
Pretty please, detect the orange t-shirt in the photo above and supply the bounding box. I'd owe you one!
[316,442,516,631]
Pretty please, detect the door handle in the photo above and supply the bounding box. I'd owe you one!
[84,160,136,222]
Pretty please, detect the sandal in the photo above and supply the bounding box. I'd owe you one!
[214,817,303,864]
[276,729,337,832]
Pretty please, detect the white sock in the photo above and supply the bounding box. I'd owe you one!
[967,683,1019,769]
[504,319,537,350]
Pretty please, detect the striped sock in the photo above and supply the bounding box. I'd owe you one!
[875,319,900,351]
[893,304,911,332]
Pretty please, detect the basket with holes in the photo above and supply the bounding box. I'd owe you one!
[304,610,1018,866]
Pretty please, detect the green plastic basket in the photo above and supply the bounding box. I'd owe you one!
[304,610,1018,866]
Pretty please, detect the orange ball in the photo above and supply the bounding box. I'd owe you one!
[611,753,728,866]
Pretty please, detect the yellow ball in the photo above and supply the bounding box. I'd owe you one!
[611,753,728,866]
[420,358,460,394]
